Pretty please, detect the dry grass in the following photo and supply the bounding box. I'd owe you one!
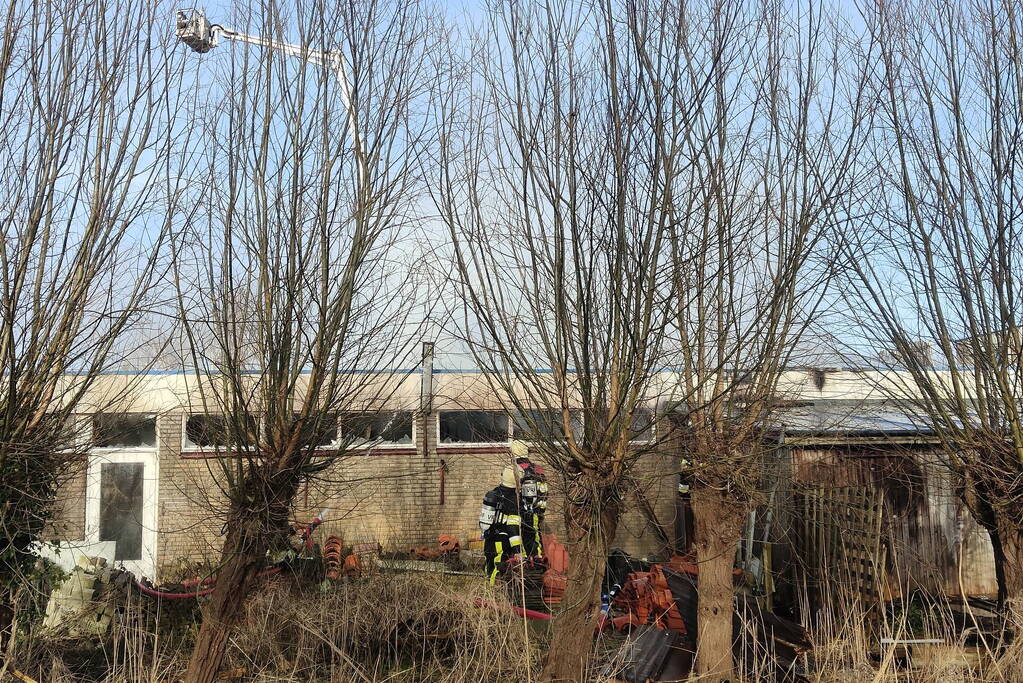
[797,596,1023,683]
[10,571,538,682]
[223,573,538,682]
[9,570,1023,682]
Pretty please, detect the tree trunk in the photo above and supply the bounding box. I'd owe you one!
[539,495,619,682]
[184,467,299,683]
[964,478,1023,609]
[691,485,745,683]
[994,514,1023,608]
[0,595,12,655]
[183,515,266,683]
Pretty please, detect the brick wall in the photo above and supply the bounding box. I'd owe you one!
[288,411,681,568]
[156,413,229,575]
[49,410,680,580]
[46,458,87,542]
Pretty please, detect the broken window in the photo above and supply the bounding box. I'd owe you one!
[439,411,509,443]
[341,411,413,446]
[512,409,582,441]
[630,408,656,443]
[293,414,338,447]
[99,462,144,561]
[184,414,255,448]
[92,414,157,448]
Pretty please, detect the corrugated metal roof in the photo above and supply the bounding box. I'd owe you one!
[776,401,930,435]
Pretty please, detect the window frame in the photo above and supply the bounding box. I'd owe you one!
[181,413,257,451]
[338,410,416,450]
[436,410,512,446]
[511,408,582,444]
[628,408,657,444]
[289,413,341,450]
[91,412,159,451]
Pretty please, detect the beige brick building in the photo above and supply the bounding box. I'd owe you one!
[48,369,679,580]
[45,366,1001,600]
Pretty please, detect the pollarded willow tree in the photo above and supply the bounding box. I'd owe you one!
[0,0,181,651]
[839,0,1023,609]
[169,2,437,681]
[436,1,873,679]
[656,3,874,677]
[434,0,710,679]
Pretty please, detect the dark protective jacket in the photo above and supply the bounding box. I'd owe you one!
[534,469,549,519]
[480,484,522,583]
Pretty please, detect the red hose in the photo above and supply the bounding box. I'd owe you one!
[134,567,281,600]
[473,597,552,621]
[181,575,217,588]
[134,580,217,599]
[514,605,552,621]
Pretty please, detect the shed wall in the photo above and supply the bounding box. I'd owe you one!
[788,446,997,598]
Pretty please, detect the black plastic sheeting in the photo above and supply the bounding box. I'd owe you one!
[662,569,698,640]
[611,625,690,683]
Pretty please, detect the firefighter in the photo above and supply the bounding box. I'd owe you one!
[479,466,522,584]
[534,463,548,530]
[514,453,544,559]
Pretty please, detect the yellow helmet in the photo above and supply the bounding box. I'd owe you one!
[501,466,518,488]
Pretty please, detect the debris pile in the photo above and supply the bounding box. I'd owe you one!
[496,543,811,681]
[601,557,811,682]
[542,535,568,606]
[503,556,549,612]
[497,534,569,610]
[42,556,116,637]
[323,535,362,580]
[409,534,461,561]
[610,564,686,632]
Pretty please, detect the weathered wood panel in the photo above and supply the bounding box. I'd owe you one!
[788,447,997,599]
[793,485,886,610]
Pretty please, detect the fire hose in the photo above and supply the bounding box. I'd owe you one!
[133,509,328,600]
[473,597,552,621]
[133,567,281,599]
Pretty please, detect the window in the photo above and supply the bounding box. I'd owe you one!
[293,414,338,447]
[512,409,582,441]
[439,410,509,444]
[99,462,144,561]
[93,414,157,449]
[184,414,255,449]
[629,409,656,443]
[341,411,413,446]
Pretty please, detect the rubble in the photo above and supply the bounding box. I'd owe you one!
[41,555,115,637]
[409,534,461,562]
[495,543,811,681]
[600,557,811,682]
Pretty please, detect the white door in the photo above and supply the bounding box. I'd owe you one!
[85,449,159,578]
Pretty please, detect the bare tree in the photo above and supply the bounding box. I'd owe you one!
[435,0,871,679]
[839,0,1023,609]
[0,0,180,651]
[655,3,874,676]
[169,2,436,680]
[433,1,700,678]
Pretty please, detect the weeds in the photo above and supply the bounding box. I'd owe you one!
[8,570,1023,682]
[10,572,536,682]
